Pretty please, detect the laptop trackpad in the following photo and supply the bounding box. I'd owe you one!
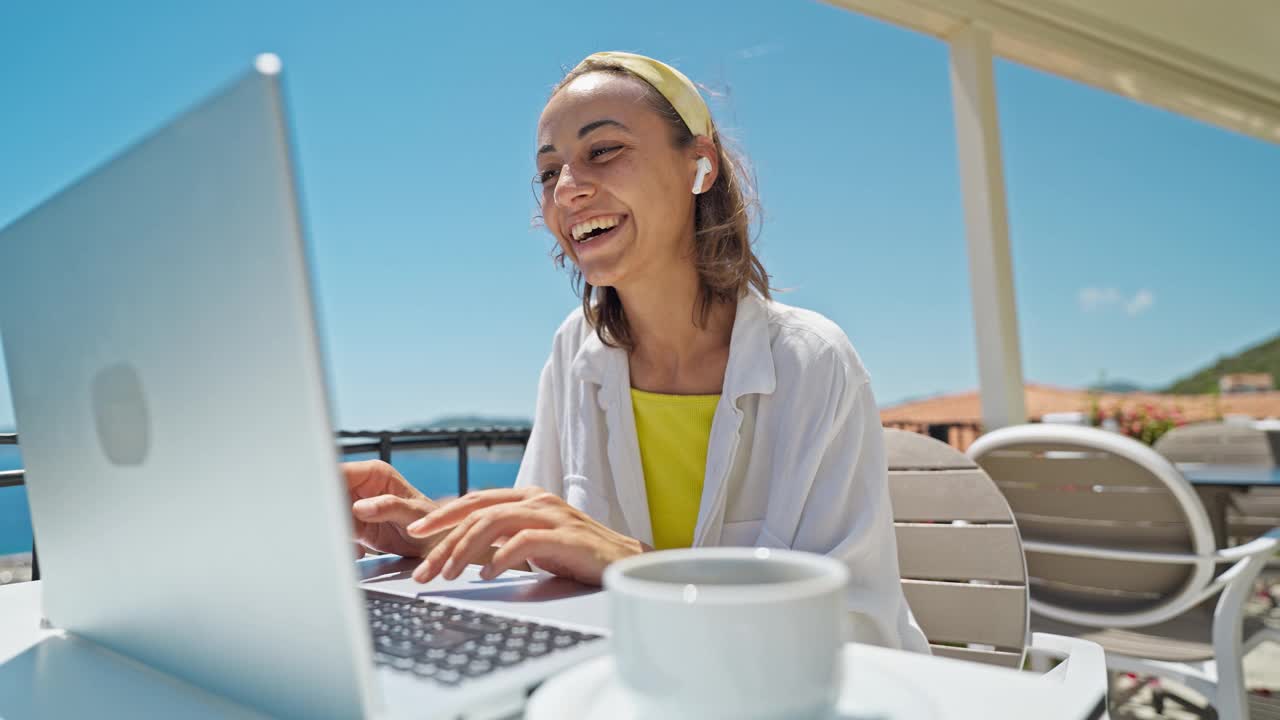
[357,556,609,631]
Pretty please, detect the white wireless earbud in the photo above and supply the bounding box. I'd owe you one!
[692,156,712,195]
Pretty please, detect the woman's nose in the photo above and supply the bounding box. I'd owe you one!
[553,164,594,208]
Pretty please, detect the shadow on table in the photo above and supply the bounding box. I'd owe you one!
[416,577,601,603]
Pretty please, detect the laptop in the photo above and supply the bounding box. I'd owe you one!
[0,55,607,719]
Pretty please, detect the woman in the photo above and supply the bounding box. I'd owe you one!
[345,51,928,652]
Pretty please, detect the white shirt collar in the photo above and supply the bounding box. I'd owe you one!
[569,291,776,405]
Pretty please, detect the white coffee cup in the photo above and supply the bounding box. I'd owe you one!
[603,547,849,720]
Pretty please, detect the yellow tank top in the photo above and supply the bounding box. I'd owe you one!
[630,388,720,550]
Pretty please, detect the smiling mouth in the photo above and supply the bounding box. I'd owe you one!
[570,215,626,245]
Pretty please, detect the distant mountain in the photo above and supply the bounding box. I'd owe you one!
[1162,332,1280,395]
[400,415,532,431]
[1088,380,1146,393]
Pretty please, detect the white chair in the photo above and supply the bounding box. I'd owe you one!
[968,424,1280,719]
[883,428,1109,710]
[1155,421,1280,544]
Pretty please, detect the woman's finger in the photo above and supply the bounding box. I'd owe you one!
[406,488,531,538]
[414,510,487,583]
[442,509,550,580]
[352,494,430,526]
[343,460,416,499]
[342,459,387,493]
[480,529,559,580]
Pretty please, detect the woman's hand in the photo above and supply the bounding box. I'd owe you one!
[404,487,647,586]
[344,460,442,558]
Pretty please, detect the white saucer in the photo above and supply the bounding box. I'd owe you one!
[526,646,939,720]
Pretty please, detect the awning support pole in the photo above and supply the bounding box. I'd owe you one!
[948,23,1028,430]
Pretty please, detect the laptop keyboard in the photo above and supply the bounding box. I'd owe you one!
[364,590,603,687]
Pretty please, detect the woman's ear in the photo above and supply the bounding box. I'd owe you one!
[691,135,720,194]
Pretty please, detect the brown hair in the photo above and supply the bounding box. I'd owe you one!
[546,58,771,351]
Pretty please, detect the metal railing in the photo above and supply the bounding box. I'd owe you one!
[0,434,19,490]
[0,427,532,584]
[1,433,31,582]
[337,427,532,496]
[1,428,532,494]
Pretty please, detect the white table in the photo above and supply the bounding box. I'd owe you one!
[0,579,1105,719]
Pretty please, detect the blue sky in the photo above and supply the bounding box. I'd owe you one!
[1,1,1277,430]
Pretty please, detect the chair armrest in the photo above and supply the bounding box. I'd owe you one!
[1022,539,1204,565]
[1186,527,1280,606]
[1025,530,1277,628]
[1214,527,1280,564]
[1028,632,1107,688]
[1207,527,1280,659]
[1029,633,1109,718]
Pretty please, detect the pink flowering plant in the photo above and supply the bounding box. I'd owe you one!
[1088,401,1188,445]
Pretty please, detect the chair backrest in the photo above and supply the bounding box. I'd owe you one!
[967,424,1217,628]
[1154,421,1280,466]
[884,428,1028,668]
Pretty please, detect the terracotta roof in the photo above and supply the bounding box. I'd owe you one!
[879,383,1280,425]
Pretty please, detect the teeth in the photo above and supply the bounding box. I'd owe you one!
[571,215,621,242]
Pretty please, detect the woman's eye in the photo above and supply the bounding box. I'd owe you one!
[536,168,559,185]
[590,145,623,160]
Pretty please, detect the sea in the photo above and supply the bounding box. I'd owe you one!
[0,444,520,556]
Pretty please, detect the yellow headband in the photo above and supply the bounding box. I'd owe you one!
[572,51,711,138]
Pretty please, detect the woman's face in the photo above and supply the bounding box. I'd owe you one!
[536,72,698,289]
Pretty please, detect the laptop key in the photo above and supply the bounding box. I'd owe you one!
[424,647,448,661]
[435,669,463,686]
[412,662,439,678]
[445,617,505,634]
[497,650,523,666]
[392,656,415,671]
[417,628,472,649]
[464,659,494,677]
[381,639,418,658]
[445,653,469,668]
[526,642,549,657]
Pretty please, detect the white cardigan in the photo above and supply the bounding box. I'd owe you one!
[514,292,930,653]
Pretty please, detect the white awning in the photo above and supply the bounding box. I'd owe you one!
[823,0,1280,429]
[826,0,1280,145]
